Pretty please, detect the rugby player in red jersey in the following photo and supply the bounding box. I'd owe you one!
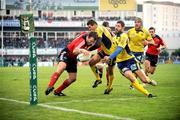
[144,27,167,76]
[45,32,98,96]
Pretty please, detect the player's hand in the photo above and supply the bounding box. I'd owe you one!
[143,40,148,46]
[103,56,110,63]
[81,49,91,56]
[157,48,161,51]
[157,47,165,51]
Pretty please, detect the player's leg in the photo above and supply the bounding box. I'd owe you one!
[89,54,102,88]
[133,52,144,67]
[123,70,151,97]
[45,49,68,95]
[45,61,66,95]
[104,65,114,94]
[135,68,157,86]
[49,62,66,87]
[129,52,143,89]
[144,59,151,76]
[131,53,157,86]
[149,66,156,75]
[54,72,77,96]
[54,59,77,96]
[95,62,104,80]
[117,59,156,97]
[148,56,158,75]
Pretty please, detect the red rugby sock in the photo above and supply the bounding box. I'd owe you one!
[48,72,60,87]
[55,79,71,93]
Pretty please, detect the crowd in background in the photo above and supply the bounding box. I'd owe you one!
[0,15,135,21]
[0,38,73,49]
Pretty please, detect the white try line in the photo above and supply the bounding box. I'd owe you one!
[0,97,134,120]
[44,97,136,105]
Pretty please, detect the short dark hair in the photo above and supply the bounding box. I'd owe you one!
[87,19,97,26]
[102,21,109,27]
[117,20,125,27]
[88,32,98,40]
[149,27,155,31]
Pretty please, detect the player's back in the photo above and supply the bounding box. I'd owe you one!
[95,25,113,55]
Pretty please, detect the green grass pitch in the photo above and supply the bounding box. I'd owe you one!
[0,64,180,120]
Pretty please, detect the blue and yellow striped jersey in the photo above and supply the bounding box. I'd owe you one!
[127,27,152,52]
[110,32,134,62]
[95,25,113,55]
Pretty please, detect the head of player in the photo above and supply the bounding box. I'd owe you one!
[85,32,99,46]
[115,20,125,33]
[102,21,109,27]
[102,21,112,32]
[148,27,156,37]
[134,17,143,30]
[87,19,98,31]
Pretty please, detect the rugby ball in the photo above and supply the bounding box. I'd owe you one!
[77,53,91,62]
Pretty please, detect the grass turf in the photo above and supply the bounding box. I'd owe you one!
[0,64,180,120]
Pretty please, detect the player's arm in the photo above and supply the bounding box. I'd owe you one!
[160,42,167,50]
[143,39,154,46]
[146,38,154,45]
[104,34,127,63]
[144,35,154,45]
[104,46,123,65]
[157,36,167,50]
[73,48,90,56]
[143,30,154,46]
[73,40,90,55]
[109,35,127,60]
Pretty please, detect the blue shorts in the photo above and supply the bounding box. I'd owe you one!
[117,58,141,74]
[132,52,144,63]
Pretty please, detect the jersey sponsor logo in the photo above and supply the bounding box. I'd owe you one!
[99,0,136,11]
[137,55,142,61]
[130,63,137,71]
[122,67,129,73]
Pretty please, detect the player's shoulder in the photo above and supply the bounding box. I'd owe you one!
[154,34,161,39]
[128,28,135,33]
[97,25,104,31]
[76,32,88,38]
[142,27,149,33]
[80,31,87,34]
[121,33,129,41]
[121,32,128,37]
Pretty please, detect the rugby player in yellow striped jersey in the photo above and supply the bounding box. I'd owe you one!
[127,18,157,87]
[104,20,156,98]
[87,20,115,92]
[128,18,154,64]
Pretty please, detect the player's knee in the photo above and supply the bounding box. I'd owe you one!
[150,71,154,74]
[89,60,94,66]
[71,79,76,83]
[141,77,149,83]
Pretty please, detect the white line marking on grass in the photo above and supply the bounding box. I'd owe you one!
[38,104,134,120]
[40,96,180,105]
[0,97,29,104]
[44,97,136,105]
[0,97,134,120]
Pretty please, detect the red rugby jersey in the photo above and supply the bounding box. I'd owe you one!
[146,35,165,56]
[66,32,88,58]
